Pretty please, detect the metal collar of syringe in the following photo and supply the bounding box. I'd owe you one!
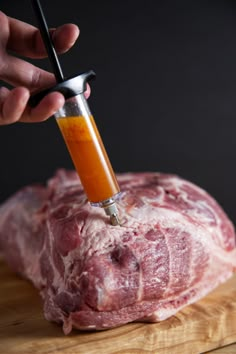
[102,200,121,226]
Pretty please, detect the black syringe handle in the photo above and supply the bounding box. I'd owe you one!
[30,0,64,83]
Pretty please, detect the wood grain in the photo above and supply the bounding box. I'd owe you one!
[206,343,236,353]
[0,259,236,354]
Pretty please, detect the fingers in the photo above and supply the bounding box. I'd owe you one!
[0,86,65,124]
[7,14,79,58]
[0,55,92,98]
[84,84,91,99]
[0,87,30,124]
[0,11,90,125]
[22,92,65,123]
[0,12,80,92]
[50,24,80,56]
[0,53,56,91]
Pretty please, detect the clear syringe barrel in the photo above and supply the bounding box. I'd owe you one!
[54,94,120,208]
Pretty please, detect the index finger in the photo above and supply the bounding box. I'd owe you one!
[7,14,79,58]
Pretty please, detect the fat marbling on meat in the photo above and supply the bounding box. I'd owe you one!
[0,170,235,334]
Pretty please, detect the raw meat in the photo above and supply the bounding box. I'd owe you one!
[0,170,235,334]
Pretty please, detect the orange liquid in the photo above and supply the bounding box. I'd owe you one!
[56,115,120,203]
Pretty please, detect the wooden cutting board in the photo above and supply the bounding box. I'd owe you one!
[0,258,236,354]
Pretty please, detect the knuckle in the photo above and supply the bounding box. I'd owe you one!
[29,69,42,90]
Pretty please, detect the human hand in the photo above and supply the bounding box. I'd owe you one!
[0,11,90,125]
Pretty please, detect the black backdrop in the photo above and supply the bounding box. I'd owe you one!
[1,0,236,223]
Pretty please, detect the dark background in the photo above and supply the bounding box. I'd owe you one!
[1,0,236,222]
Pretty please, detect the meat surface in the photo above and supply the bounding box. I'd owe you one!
[0,170,235,334]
